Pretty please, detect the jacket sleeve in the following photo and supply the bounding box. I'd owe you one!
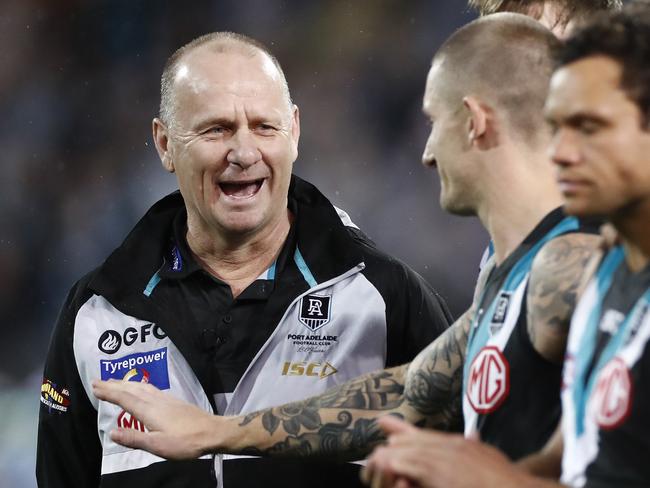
[36,280,102,488]
[384,263,453,366]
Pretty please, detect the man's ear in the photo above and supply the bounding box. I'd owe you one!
[153,118,175,173]
[290,104,301,154]
[463,96,498,150]
[463,96,487,143]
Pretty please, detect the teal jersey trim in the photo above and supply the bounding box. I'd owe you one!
[294,247,317,288]
[143,271,162,297]
[463,216,580,394]
[572,246,650,436]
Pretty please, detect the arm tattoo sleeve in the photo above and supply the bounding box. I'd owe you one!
[232,311,473,459]
[527,234,600,362]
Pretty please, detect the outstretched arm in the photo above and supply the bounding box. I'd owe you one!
[92,257,494,461]
[93,308,471,461]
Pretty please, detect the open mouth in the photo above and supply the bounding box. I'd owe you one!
[219,179,264,199]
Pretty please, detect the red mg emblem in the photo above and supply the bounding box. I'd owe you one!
[117,410,146,432]
[593,358,633,430]
[466,346,510,413]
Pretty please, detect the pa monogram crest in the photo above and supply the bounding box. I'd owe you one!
[299,294,331,331]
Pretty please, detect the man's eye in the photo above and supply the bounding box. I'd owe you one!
[204,126,227,135]
[579,121,601,135]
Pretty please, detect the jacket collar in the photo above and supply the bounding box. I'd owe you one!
[89,175,364,303]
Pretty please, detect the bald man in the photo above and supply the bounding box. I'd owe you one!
[93,13,600,470]
[36,32,452,488]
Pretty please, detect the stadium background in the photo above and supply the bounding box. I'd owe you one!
[0,1,487,485]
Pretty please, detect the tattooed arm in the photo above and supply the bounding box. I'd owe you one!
[526,233,601,363]
[92,312,470,461]
[92,263,494,461]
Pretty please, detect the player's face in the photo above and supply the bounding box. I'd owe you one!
[545,55,650,217]
[161,49,299,237]
[422,63,479,216]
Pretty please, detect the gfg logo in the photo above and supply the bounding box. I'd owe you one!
[98,324,167,354]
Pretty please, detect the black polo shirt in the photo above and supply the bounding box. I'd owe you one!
[154,202,308,411]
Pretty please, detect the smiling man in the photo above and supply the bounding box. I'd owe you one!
[35,33,452,488]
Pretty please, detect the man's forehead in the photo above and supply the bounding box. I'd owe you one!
[547,56,624,116]
[173,49,284,98]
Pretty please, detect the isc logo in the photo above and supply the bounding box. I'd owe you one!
[117,410,146,432]
[466,346,510,414]
[281,361,337,379]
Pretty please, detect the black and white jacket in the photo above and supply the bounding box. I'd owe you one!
[37,175,452,488]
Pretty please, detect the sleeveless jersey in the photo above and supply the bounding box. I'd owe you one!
[463,208,583,459]
[561,246,650,488]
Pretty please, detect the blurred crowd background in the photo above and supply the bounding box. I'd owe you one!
[0,1,486,485]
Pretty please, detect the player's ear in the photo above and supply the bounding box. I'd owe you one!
[463,96,488,144]
[153,118,175,173]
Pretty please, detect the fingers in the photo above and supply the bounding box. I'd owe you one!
[110,427,152,451]
[92,379,159,414]
[377,415,417,436]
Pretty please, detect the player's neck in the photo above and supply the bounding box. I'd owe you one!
[186,210,292,296]
[612,200,650,273]
[479,161,563,265]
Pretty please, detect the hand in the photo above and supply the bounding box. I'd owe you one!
[362,416,531,488]
[92,379,217,459]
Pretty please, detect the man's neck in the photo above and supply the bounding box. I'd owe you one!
[186,210,292,297]
[612,200,650,273]
[477,153,563,265]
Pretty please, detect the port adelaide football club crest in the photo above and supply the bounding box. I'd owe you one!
[299,294,331,331]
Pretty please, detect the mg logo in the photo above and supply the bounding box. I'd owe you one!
[466,346,510,414]
[117,410,146,432]
[593,358,632,430]
[299,294,331,331]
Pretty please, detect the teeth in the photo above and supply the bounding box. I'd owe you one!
[220,180,262,198]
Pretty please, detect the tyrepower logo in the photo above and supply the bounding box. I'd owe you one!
[466,346,510,414]
[100,347,170,390]
[40,379,71,414]
[117,410,146,432]
[593,357,633,430]
[281,361,337,379]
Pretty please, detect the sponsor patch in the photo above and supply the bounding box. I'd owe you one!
[299,294,331,331]
[281,361,338,379]
[100,347,170,390]
[117,409,146,432]
[40,379,70,414]
[98,330,122,354]
[593,357,632,430]
[97,324,167,355]
[466,346,510,414]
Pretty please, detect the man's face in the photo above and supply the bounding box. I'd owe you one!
[422,62,479,216]
[545,55,650,218]
[160,48,299,237]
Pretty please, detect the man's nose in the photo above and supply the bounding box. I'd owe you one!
[227,130,261,169]
[549,129,580,168]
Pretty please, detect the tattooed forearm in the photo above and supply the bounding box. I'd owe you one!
[527,234,600,362]
[241,411,401,460]
[230,312,473,458]
[404,310,470,430]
